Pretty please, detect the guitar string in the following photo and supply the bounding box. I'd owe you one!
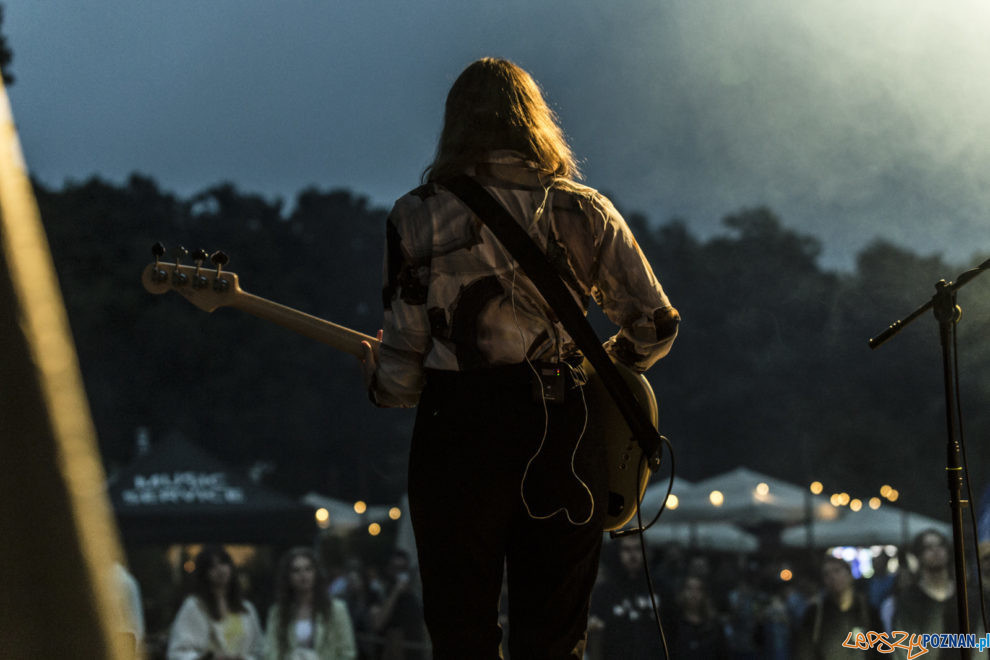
[489,181,594,526]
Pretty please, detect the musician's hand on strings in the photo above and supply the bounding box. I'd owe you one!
[360,329,383,388]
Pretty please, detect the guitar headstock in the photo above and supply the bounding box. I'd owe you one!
[141,244,241,313]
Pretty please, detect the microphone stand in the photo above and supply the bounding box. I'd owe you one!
[869,256,990,653]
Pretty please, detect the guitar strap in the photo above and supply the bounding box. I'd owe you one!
[441,174,661,459]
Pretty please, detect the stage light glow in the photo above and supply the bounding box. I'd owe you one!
[810,481,823,495]
[666,494,680,509]
[368,523,381,536]
[354,500,367,514]
[389,507,401,520]
[709,490,724,507]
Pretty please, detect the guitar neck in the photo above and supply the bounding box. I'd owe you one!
[230,290,376,358]
[141,260,378,357]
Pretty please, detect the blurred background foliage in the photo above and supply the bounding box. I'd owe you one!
[29,173,990,522]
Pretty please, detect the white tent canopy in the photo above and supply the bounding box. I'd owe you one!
[639,476,696,518]
[660,466,840,527]
[781,504,951,549]
[635,477,759,552]
[642,520,760,552]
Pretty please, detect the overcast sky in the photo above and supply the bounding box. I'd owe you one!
[7,0,990,269]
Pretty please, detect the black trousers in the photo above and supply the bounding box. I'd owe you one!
[407,363,608,660]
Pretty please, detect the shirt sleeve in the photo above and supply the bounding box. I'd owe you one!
[166,597,211,660]
[330,599,359,660]
[262,606,279,660]
[590,194,679,372]
[369,197,431,408]
[245,601,265,660]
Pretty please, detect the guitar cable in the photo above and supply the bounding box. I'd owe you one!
[611,432,677,538]
[507,249,596,527]
[632,443,674,658]
[490,182,596,527]
[517,355,595,526]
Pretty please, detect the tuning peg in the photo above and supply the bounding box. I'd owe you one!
[150,242,168,283]
[171,246,189,286]
[210,250,229,268]
[211,250,230,291]
[191,249,210,289]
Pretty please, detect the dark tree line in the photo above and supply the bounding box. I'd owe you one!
[31,174,990,521]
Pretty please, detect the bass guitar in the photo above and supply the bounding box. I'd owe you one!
[141,247,659,531]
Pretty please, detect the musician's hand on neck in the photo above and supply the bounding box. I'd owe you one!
[360,328,383,389]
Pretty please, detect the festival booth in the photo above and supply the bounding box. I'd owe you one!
[108,437,318,545]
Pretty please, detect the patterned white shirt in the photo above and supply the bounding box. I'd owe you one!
[371,151,679,407]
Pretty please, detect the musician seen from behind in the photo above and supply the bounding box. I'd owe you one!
[360,57,680,660]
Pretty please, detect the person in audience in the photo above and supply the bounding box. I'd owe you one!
[264,546,357,660]
[589,536,659,659]
[794,556,881,660]
[368,550,426,660]
[887,529,958,659]
[167,545,264,660]
[663,574,729,658]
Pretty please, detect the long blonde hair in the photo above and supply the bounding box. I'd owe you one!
[424,58,581,183]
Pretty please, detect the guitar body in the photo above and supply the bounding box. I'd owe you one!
[580,358,659,532]
[142,258,659,533]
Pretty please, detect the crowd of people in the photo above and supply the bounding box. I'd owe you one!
[114,526,985,660]
[120,544,425,660]
[590,528,969,660]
